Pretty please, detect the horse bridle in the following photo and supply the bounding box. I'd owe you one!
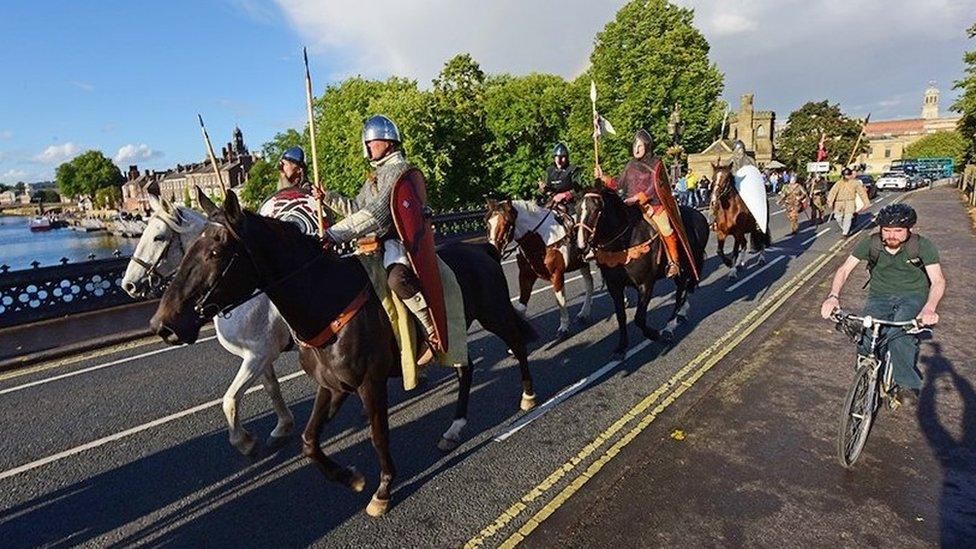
[578,192,631,251]
[130,219,186,295]
[488,206,554,261]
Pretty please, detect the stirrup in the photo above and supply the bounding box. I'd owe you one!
[666,262,680,278]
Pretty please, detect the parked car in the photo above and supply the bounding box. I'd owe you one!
[856,174,877,199]
[876,171,911,191]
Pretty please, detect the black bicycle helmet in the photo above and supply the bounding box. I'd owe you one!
[875,203,917,228]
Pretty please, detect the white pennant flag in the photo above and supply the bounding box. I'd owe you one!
[594,115,616,139]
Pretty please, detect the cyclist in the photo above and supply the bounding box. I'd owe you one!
[819,203,946,405]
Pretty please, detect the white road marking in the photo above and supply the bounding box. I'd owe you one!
[495,339,655,442]
[802,227,832,246]
[725,255,787,293]
[0,336,219,396]
[771,208,784,216]
[510,275,584,303]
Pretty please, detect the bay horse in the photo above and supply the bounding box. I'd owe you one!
[121,194,294,456]
[150,189,538,517]
[485,198,594,338]
[709,161,771,280]
[577,187,709,356]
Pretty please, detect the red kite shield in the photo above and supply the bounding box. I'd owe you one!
[391,168,448,353]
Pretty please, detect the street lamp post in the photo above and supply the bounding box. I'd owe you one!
[667,103,684,184]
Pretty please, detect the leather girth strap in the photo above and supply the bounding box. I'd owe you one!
[593,237,656,268]
[298,287,370,348]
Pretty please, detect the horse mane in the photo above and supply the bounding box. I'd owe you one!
[240,210,324,257]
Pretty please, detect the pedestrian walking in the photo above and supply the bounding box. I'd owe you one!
[777,175,808,235]
[827,167,870,236]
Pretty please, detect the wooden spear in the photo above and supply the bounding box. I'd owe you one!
[303,47,325,238]
[590,80,601,170]
[845,113,871,168]
[197,114,227,199]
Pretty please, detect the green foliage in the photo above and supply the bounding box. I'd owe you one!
[55,150,123,199]
[94,186,121,210]
[952,23,976,164]
[574,0,725,175]
[182,186,192,208]
[34,189,61,203]
[904,130,967,170]
[248,1,724,207]
[484,73,573,198]
[777,100,866,174]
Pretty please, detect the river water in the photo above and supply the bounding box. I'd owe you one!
[0,215,138,271]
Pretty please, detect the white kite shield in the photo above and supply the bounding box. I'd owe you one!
[734,165,769,234]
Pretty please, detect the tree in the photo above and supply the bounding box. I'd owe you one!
[570,0,725,175]
[952,23,976,164]
[94,186,121,210]
[483,73,573,198]
[429,54,492,206]
[777,101,866,174]
[55,150,123,199]
[241,128,305,209]
[904,131,968,170]
[34,189,61,204]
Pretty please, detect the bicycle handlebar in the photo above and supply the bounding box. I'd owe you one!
[829,309,931,335]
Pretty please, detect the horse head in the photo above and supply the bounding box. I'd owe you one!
[577,186,627,251]
[710,158,735,208]
[150,188,262,345]
[484,198,516,255]
[122,194,205,298]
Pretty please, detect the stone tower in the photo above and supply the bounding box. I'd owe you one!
[739,94,755,150]
[921,81,939,120]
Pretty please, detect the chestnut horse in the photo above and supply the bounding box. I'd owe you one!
[485,199,594,338]
[150,189,537,517]
[710,161,770,280]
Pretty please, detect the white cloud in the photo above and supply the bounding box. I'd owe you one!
[276,0,976,122]
[69,80,95,92]
[275,0,625,82]
[0,130,12,140]
[0,169,28,184]
[34,142,82,164]
[114,144,163,164]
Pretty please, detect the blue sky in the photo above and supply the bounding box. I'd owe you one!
[2,0,974,184]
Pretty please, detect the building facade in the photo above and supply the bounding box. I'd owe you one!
[856,83,962,173]
[149,126,254,209]
[687,94,776,177]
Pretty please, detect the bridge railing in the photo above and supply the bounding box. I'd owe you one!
[0,209,487,329]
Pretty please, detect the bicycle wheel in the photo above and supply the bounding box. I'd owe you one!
[837,361,877,468]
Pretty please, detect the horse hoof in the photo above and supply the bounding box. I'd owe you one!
[366,495,390,517]
[757,258,767,267]
[437,437,460,453]
[520,394,537,411]
[660,331,674,343]
[231,433,257,456]
[266,433,289,450]
[556,329,570,340]
[347,467,366,492]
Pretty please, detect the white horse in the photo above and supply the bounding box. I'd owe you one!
[486,199,594,338]
[122,194,294,455]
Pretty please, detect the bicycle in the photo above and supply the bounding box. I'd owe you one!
[829,309,931,468]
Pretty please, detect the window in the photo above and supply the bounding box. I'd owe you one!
[884,148,891,158]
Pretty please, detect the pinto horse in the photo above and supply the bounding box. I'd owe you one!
[577,188,709,356]
[150,189,537,517]
[485,198,594,338]
[121,194,294,456]
[709,161,771,280]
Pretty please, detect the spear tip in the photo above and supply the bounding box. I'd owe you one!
[197,113,204,127]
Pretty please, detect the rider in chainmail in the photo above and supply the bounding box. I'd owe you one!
[729,139,756,172]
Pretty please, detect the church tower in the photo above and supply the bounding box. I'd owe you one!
[921,81,939,120]
[232,126,248,155]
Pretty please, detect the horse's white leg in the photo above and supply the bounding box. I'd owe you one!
[262,361,294,442]
[739,246,751,270]
[576,264,594,323]
[727,242,740,281]
[222,355,265,456]
[554,286,570,337]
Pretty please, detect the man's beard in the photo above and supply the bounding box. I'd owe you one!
[884,237,905,249]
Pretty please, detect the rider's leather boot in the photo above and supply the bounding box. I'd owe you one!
[403,292,441,366]
[663,233,681,278]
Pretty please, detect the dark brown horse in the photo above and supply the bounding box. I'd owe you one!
[709,161,770,280]
[150,190,537,517]
[576,187,709,356]
[485,198,594,338]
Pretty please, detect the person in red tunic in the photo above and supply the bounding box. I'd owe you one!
[594,129,697,280]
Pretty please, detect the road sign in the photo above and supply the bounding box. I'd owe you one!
[806,161,831,173]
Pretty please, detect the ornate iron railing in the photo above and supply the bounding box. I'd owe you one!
[0,209,486,328]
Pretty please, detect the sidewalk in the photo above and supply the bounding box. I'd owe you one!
[0,300,160,370]
[527,186,976,547]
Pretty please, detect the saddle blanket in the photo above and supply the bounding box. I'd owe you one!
[358,254,468,391]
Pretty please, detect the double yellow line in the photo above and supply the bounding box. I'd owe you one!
[466,234,853,548]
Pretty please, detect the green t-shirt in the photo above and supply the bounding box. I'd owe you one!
[852,233,939,296]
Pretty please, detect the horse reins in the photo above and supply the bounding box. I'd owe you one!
[579,192,632,252]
